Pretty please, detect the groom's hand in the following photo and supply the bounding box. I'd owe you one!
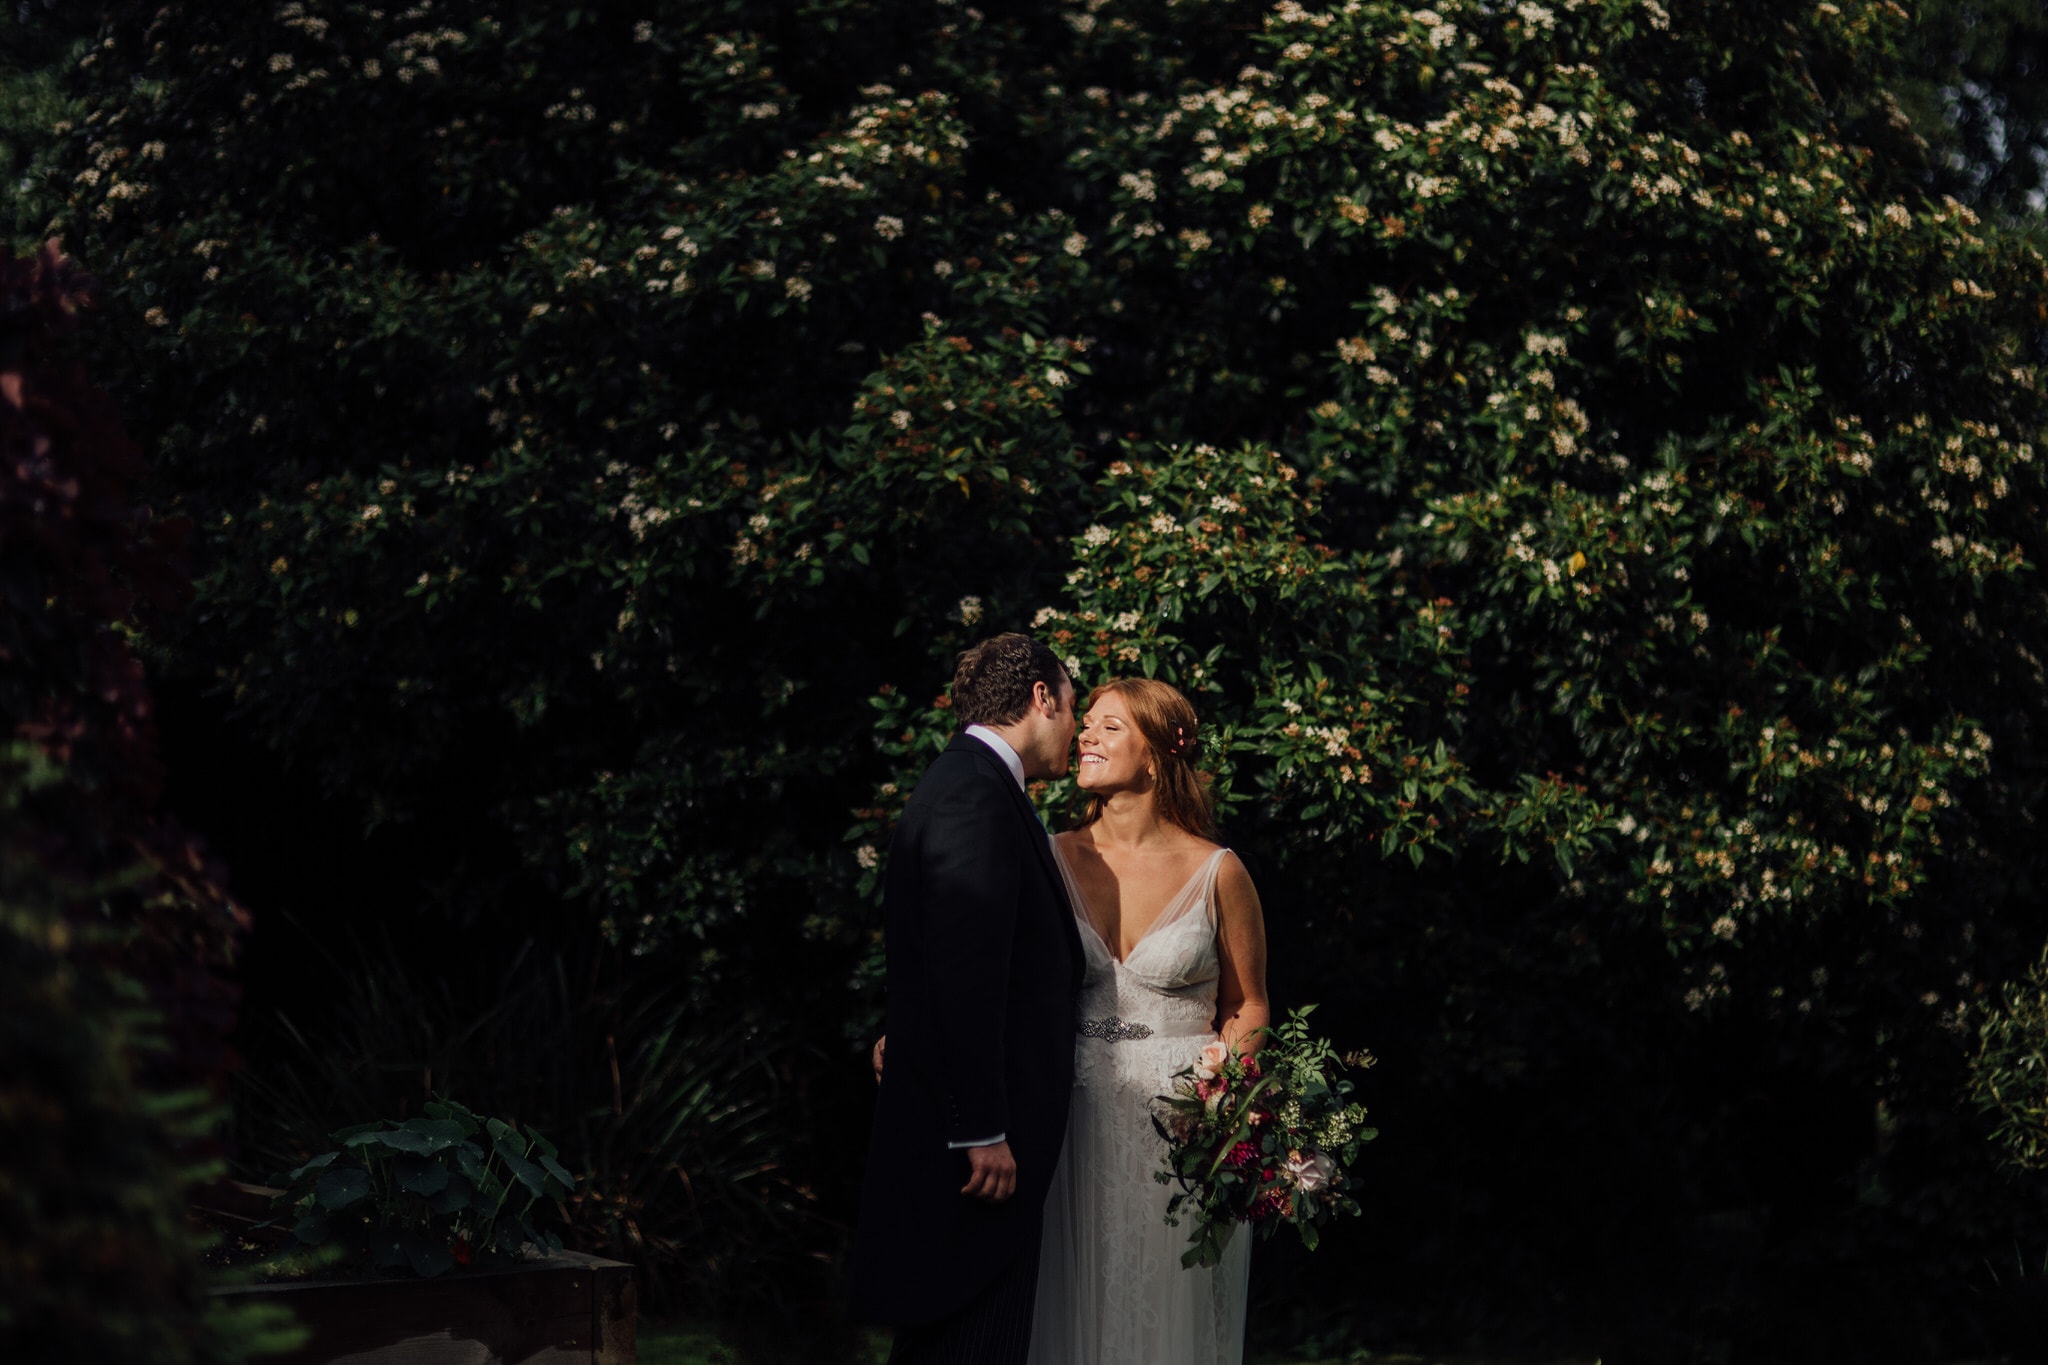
[961,1141,1017,1202]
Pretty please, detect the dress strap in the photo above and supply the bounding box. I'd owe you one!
[1200,847,1229,925]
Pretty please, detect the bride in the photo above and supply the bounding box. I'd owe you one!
[1027,676,1269,1365]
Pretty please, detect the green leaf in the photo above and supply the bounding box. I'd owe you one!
[497,1146,547,1197]
[396,1154,451,1196]
[371,1128,437,1154]
[400,1118,470,1152]
[406,1238,456,1278]
[315,1167,370,1210]
[288,1151,340,1182]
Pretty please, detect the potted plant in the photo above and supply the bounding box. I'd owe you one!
[210,1099,635,1364]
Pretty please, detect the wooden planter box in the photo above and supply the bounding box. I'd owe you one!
[213,1249,636,1365]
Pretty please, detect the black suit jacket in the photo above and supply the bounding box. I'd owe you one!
[848,732,1086,1326]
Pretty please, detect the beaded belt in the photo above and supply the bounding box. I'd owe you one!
[1078,1015,1153,1043]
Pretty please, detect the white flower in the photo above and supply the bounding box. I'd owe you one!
[890,409,913,429]
[855,844,879,870]
[1178,227,1213,251]
[784,276,812,301]
[1284,1150,1336,1192]
[1149,514,1178,534]
[1195,1041,1231,1078]
[1064,232,1088,257]
[269,52,294,73]
[874,214,905,240]
[958,595,984,625]
[1083,524,1113,546]
[360,505,383,522]
[1712,915,1738,940]
[741,101,780,120]
[1045,367,1071,387]
[1033,606,1059,626]
[633,19,654,41]
[1112,610,1142,631]
[933,259,955,277]
[1336,336,1376,365]
[1118,170,1157,202]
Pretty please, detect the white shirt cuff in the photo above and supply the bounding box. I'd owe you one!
[947,1133,1006,1149]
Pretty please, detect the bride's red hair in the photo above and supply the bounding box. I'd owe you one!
[1076,677,1216,840]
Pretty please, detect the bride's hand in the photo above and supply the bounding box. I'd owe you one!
[871,1035,886,1083]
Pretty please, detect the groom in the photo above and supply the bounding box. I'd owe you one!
[851,632,1086,1364]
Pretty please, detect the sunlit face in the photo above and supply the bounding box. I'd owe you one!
[1075,691,1153,793]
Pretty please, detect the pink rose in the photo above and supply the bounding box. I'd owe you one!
[1195,1041,1231,1079]
[1285,1149,1336,1193]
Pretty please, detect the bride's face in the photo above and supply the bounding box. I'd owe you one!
[1076,692,1153,794]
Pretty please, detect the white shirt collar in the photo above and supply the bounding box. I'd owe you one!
[963,725,1027,792]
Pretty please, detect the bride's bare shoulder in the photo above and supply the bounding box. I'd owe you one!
[1053,827,1097,856]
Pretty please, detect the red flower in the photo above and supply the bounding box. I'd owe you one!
[1224,1141,1259,1168]
[1248,1190,1289,1222]
[452,1238,472,1266]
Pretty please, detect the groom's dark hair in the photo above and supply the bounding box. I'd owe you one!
[951,633,1073,727]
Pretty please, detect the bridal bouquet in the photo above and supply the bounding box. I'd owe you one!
[1151,1005,1377,1268]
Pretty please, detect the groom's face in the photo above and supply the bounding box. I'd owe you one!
[1052,677,1077,769]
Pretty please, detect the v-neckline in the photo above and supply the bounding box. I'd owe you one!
[1061,845,1223,967]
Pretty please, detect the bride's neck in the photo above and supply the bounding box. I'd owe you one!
[1090,789,1174,849]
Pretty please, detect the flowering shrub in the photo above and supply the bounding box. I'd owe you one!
[1153,1008,1377,1268]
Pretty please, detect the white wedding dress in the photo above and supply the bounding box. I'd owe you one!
[1026,843,1251,1365]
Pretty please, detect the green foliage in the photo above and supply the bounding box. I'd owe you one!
[271,1098,572,1278]
[1891,0,2048,216]
[1971,948,2048,1171]
[0,242,281,1361]
[230,937,823,1314]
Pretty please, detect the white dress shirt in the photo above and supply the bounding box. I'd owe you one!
[947,724,1030,1149]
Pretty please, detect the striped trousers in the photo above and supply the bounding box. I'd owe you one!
[887,1228,1043,1365]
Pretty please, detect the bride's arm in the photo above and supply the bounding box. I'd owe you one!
[1213,852,1270,1054]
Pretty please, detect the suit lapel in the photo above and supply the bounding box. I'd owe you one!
[947,733,1087,988]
